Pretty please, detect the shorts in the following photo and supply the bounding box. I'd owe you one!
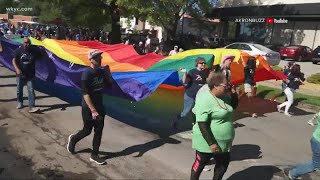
[244,83,253,93]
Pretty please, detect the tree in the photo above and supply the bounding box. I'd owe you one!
[118,0,214,40]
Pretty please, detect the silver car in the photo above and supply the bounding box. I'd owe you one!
[224,42,280,66]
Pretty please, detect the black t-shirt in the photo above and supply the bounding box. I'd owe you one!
[185,68,210,98]
[244,66,255,85]
[14,46,41,79]
[81,67,112,110]
[283,68,290,76]
[287,73,301,90]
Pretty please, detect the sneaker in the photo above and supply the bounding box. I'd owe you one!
[67,134,76,154]
[277,105,282,113]
[29,107,40,113]
[283,168,293,179]
[16,103,23,109]
[90,154,106,165]
[284,113,292,117]
[308,120,315,126]
[252,113,258,118]
[283,168,302,180]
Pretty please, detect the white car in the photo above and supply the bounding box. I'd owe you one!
[224,43,280,65]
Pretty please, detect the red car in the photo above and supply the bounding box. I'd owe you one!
[279,45,313,61]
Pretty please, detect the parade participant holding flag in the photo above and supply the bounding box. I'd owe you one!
[171,57,210,130]
[67,49,113,165]
[240,57,258,118]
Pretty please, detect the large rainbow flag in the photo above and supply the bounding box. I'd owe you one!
[0,37,286,102]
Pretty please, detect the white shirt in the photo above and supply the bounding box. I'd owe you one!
[169,50,177,56]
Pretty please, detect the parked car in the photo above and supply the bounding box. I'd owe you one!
[264,44,283,52]
[312,46,320,64]
[224,42,280,65]
[279,45,313,62]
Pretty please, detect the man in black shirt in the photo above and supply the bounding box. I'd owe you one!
[67,49,113,165]
[171,57,210,130]
[12,37,41,113]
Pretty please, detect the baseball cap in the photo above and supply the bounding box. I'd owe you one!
[88,49,103,59]
[174,45,178,48]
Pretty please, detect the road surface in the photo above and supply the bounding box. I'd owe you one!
[0,66,319,179]
[279,59,320,77]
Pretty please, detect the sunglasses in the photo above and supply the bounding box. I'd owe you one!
[198,62,205,65]
[24,41,30,44]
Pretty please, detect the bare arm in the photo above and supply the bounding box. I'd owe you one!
[83,94,96,113]
[182,72,190,84]
[180,68,190,84]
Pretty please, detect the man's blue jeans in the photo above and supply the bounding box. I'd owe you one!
[180,93,195,118]
[290,137,320,178]
[16,76,35,108]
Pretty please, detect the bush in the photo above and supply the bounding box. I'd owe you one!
[307,73,320,85]
[272,65,283,71]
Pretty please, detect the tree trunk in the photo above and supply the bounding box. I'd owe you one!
[110,1,121,44]
[167,13,180,41]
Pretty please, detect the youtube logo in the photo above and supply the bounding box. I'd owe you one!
[266,18,288,24]
[266,18,274,24]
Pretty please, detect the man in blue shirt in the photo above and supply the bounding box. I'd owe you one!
[12,37,41,113]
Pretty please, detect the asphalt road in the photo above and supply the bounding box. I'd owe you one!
[278,59,320,77]
[0,66,319,180]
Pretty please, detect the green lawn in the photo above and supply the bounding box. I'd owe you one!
[256,85,320,106]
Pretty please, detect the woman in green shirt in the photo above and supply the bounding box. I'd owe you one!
[190,72,239,180]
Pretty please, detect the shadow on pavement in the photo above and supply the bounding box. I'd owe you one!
[77,136,181,159]
[37,103,78,113]
[0,84,16,87]
[231,144,262,161]
[0,75,16,78]
[227,165,283,180]
[207,144,262,166]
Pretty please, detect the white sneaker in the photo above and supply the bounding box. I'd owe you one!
[16,103,23,109]
[308,120,315,126]
[284,112,292,117]
[29,107,40,113]
[277,105,281,113]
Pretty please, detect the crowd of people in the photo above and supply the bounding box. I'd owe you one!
[5,36,320,179]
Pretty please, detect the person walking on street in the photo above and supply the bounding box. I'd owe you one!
[190,72,238,180]
[277,64,305,117]
[284,111,320,179]
[240,57,258,118]
[67,49,113,165]
[171,57,210,130]
[271,62,294,102]
[12,37,41,113]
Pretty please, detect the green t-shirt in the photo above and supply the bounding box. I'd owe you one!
[192,90,235,153]
[312,112,320,142]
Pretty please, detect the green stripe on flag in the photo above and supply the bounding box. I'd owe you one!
[147,54,214,72]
